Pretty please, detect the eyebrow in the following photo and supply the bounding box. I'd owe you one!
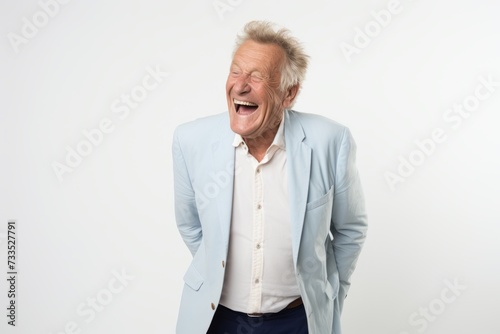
[230,62,268,78]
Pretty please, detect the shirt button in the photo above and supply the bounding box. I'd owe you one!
[222,261,225,268]
[257,204,262,210]
[211,303,216,310]
[255,278,260,284]
[256,244,261,249]
[256,168,261,173]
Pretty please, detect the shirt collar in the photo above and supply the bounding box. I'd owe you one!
[232,113,286,150]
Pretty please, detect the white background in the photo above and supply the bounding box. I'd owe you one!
[1,0,499,333]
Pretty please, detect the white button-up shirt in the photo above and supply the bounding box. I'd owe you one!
[219,118,301,314]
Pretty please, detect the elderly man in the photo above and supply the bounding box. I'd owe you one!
[173,21,367,334]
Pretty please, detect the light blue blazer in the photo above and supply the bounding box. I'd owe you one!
[172,110,368,334]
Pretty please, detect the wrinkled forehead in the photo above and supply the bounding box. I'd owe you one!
[231,40,285,73]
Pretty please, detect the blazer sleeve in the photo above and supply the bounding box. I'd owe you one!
[172,127,203,256]
[330,127,368,310]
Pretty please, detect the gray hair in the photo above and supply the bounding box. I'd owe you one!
[234,21,309,93]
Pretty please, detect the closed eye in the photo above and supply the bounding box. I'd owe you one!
[250,74,263,82]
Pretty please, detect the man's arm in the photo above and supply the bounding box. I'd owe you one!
[172,128,202,256]
[330,127,368,311]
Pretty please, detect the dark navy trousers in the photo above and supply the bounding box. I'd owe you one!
[206,304,308,334]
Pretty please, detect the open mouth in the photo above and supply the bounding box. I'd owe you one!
[234,98,258,115]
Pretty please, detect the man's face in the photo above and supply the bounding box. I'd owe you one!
[226,40,294,139]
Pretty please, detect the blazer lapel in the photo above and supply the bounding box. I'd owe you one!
[284,110,312,267]
[211,117,235,250]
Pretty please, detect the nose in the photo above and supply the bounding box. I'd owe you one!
[233,74,250,95]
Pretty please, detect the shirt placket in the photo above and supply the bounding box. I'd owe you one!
[248,158,265,313]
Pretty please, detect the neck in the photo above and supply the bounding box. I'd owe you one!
[244,125,279,162]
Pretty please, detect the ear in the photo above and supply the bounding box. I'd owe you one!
[282,84,300,108]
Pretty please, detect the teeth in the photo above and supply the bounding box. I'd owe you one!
[234,99,258,107]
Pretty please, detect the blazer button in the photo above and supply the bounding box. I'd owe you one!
[211,303,216,310]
